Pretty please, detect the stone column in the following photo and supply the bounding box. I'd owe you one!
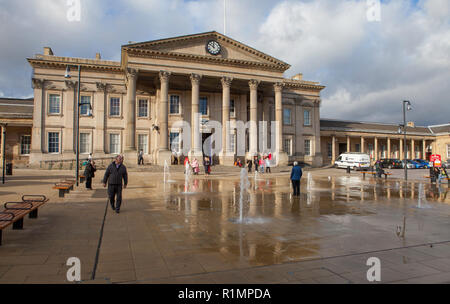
[30,79,45,166]
[361,137,365,153]
[422,140,426,160]
[411,139,415,159]
[248,80,259,158]
[96,83,108,154]
[63,80,76,155]
[400,138,404,160]
[125,68,138,153]
[274,82,288,165]
[220,76,233,165]
[387,137,391,159]
[331,136,336,164]
[190,73,202,159]
[347,136,351,152]
[374,137,378,161]
[157,71,172,165]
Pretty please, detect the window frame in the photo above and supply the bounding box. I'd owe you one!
[283,108,292,126]
[80,95,93,117]
[137,134,149,154]
[230,99,236,118]
[284,137,293,156]
[199,96,209,116]
[169,95,181,115]
[47,132,60,154]
[47,93,62,116]
[109,133,121,154]
[109,96,121,117]
[137,98,149,118]
[20,135,31,156]
[304,139,311,156]
[304,109,312,126]
[169,132,181,153]
[79,132,92,154]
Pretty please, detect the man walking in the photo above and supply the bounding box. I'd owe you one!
[290,161,303,197]
[102,155,128,214]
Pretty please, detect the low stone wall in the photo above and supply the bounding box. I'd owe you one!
[39,157,116,170]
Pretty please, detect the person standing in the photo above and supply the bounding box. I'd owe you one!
[204,156,211,176]
[192,158,200,175]
[102,155,128,214]
[254,156,259,173]
[138,150,144,165]
[84,160,96,190]
[259,157,265,173]
[265,156,271,174]
[247,159,253,173]
[290,161,303,197]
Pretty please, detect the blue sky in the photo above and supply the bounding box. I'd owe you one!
[0,0,448,125]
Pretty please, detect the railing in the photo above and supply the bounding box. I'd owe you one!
[39,157,116,170]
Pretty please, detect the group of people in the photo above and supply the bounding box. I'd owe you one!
[235,153,273,174]
[430,165,449,184]
[184,156,212,176]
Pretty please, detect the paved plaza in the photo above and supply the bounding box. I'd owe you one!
[0,167,449,284]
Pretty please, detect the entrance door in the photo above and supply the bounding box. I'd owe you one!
[202,133,212,164]
[339,143,347,156]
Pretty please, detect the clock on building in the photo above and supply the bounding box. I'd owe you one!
[206,40,221,55]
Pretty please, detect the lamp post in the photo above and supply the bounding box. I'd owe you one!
[402,100,412,181]
[65,65,91,187]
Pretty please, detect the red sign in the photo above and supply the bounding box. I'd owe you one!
[430,154,442,167]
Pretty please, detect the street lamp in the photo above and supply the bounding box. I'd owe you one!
[2,123,6,184]
[402,100,412,181]
[65,65,91,187]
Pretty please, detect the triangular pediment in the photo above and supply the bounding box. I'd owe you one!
[122,31,290,72]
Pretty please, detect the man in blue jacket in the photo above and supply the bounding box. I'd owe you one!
[290,162,303,197]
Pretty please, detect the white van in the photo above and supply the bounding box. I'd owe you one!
[335,153,371,170]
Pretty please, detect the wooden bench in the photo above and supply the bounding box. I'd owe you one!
[53,180,76,198]
[361,171,392,180]
[0,195,49,246]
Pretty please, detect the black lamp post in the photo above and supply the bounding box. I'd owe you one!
[2,124,6,184]
[402,100,412,181]
[65,65,91,187]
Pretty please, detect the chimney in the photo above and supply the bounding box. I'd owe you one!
[43,47,54,56]
[96,53,101,60]
[292,73,303,81]
[407,121,415,128]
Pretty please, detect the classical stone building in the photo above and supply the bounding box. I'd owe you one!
[0,98,33,167]
[27,32,325,167]
[321,119,450,165]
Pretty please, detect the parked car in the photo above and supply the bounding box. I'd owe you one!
[335,153,371,171]
[413,159,431,168]
[402,159,425,169]
[379,159,403,169]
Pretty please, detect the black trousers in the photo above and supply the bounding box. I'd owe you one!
[108,184,123,210]
[292,180,301,196]
[86,177,92,189]
[138,157,144,165]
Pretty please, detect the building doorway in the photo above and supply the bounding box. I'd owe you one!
[202,132,213,165]
[339,143,347,156]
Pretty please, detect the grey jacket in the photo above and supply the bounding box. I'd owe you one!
[102,162,128,186]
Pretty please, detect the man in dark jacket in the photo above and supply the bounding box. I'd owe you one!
[102,155,128,213]
[84,160,96,190]
[290,162,303,197]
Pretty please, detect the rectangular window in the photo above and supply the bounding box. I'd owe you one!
[80,133,91,154]
[284,138,292,156]
[304,140,311,156]
[80,96,91,116]
[304,110,311,126]
[393,145,398,158]
[381,145,386,158]
[230,99,235,118]
[138,99,148,118]
[447,145,450,158]
[110,97,120,116]
[355,144,361,153]
[283,109,292,125]
[49,94,61,114]
[20,135,31,155]
[199,97,208,116]
[170,95,180,114]
[170,132,180,153]
[110,134,120,154]
[138,134,148,154]
[230,133,236,153]
[48,132,59,153]
[327,142,332,158]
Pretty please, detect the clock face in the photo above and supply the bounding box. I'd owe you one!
[206,40,221,55]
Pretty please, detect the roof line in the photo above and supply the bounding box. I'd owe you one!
[320,118,429,129]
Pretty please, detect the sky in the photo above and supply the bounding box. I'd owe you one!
[0,0,449,126]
